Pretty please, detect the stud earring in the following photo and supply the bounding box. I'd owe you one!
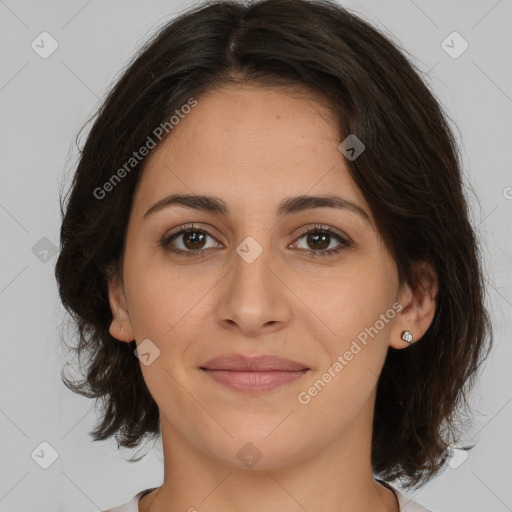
[401,330,414,344]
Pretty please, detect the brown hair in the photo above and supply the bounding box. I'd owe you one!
[55,0,493,490]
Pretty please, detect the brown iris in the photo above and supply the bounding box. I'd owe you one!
[181,230,207,250]
[306,232,330,251]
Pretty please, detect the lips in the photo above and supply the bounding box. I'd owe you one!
[201,354,309,371]
[200,354,310,394]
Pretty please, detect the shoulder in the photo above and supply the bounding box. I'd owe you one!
[103,484,438,512]
[102,488,157,512]
[377,479,437,512]
[393,486,438,512]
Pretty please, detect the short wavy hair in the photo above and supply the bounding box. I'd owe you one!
[55,0,493,490]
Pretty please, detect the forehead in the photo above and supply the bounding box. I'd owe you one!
[132,84,369,220]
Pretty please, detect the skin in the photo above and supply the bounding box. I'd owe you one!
[108,84,438,512]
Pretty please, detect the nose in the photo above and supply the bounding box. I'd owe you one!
[214,237,293,337]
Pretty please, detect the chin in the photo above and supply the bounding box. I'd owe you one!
[201,429,306,471]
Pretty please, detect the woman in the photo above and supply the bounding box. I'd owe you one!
[55,0,493,511]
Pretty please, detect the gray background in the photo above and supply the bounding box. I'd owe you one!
[0,0,511,511]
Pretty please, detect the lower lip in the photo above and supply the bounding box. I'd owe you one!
[201,369,309,394]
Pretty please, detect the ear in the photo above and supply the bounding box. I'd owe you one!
[389,261,438,349]
[106,263,135,343]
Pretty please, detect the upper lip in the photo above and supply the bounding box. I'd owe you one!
[200,354,310,371]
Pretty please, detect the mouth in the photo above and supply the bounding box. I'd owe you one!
[199,354,310,394]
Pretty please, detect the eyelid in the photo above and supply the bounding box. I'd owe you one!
[161,222,351,257]
[162,222,224,244]
[163,222,350,242]
[292,223,351,245]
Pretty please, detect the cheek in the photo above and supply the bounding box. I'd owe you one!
[123,251,213,360]
[316,260,397,361]
[296,285,396,434]
[123,245,181,332]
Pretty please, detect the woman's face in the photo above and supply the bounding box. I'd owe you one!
[109,84,419,469]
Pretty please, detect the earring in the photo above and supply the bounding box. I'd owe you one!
[401,330,414,344]
[117,322,124,331]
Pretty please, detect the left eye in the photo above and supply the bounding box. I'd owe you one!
[290,224,350,258]
[293,228,349,255]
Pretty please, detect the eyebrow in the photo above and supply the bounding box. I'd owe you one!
[143,193,371,225]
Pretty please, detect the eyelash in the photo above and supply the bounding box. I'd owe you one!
[161,223,351,259]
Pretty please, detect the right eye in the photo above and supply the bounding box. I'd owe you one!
[161,223,221,257]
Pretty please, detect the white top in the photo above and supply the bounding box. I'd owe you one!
[103,480,436,511]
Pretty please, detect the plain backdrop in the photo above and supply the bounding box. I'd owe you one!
[0,0,511,511]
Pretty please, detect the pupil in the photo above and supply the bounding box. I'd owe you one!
[184,230,205,250]
[308,232,329,250]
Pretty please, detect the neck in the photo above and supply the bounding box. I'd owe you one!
[140,391,399,512]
